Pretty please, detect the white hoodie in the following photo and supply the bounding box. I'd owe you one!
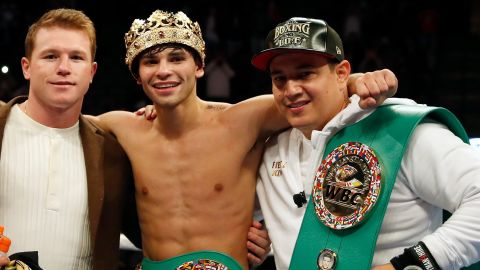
[257,96,480,270]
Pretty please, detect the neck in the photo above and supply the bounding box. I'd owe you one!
[301,96,352,139]
[23,98,81,128]
[154,98,206,137]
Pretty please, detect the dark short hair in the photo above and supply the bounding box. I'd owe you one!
[130,43,203,80]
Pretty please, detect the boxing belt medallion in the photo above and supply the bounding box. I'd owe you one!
[313,142,381,230]
[140,250,242,270]
[176,259,229,270]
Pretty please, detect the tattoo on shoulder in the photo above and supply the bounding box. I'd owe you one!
[206,104,228,111]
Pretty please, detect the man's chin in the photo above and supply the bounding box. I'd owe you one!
[287,116,310,129]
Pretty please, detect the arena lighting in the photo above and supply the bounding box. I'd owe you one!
[1,66,8,74]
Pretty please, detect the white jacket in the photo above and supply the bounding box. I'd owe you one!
[257,96,480,270]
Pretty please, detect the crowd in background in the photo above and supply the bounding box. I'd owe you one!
[1,0,480,134]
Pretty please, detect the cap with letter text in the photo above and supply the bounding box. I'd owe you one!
[251,17,344,71]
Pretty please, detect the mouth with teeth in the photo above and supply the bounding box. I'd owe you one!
[287,100,310,113]
[153,82,179,89]
[151,82,180,94]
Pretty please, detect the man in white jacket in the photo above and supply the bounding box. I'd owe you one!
[253,17,480,270]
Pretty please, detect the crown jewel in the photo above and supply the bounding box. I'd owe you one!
[124,10,206,74]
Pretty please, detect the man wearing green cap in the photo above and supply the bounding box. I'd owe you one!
[88,10,398,270]
[253,17,480,270]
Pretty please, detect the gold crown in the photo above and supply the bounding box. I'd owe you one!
[124,10,206,73]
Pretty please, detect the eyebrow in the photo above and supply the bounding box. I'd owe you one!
[143,48,187,59]
[38,48,88,56]
[168,48,188,57]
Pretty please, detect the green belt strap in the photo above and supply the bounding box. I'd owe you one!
[289,104,469,270]
[141,250,243,270]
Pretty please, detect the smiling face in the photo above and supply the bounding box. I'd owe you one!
[136,46,204,109]
[269,51,351,138]
[21,26,97,112]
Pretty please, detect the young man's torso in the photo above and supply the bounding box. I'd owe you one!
[98,98,277,268]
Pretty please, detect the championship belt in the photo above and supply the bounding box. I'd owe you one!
[176,259,229,270]
[289,105,469,270]
[313,142,381,231]
[140,250,243,270]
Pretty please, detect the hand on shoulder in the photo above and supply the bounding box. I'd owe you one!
[349,69,398,109]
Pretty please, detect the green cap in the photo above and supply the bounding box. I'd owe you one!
[251,17,344,71]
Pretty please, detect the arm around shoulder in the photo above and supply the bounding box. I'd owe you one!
[85,111,133,134]
[235,95,289,139]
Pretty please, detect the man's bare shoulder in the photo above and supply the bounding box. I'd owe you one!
[97,110,136,121]
[204,95,286,142]
[219,95,284,130]
[204,101,232,112]
[233,95,273,108]
[86,110,151,134]
[211,95,273,116]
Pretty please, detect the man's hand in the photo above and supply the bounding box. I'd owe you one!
[247,220,271,265]
[371,263,395,270]
[134,105,156,120]
[348,69,398,109]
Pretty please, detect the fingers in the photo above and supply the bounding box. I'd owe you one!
[248,222,270,246]
[356,69,398,109]
[248,229,271,250]
[134,107,146,116]
[247,250,262,265]
[384,69,399,95]
[251,219,263,229]
[374,69,398,98]
[247,238,271,265]
[358,97,377,109]
[247,221,272,265]
[145,105,157,120]
[356,73,381,98]
[135,105,157,120]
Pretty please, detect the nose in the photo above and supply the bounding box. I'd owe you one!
[154,61,173,78]
[284,80,302,98]
[56,55,71,76]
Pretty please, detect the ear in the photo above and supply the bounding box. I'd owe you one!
[21,57,31,80]
[335,60,351,85]
[195,65,205,79]
[90,62,98,83]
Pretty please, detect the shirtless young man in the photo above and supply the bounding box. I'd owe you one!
[88,10,397,269]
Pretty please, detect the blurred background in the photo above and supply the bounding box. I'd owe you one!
[1,0,479,268]
[1,0,480,135]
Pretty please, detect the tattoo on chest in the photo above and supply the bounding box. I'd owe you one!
[206,104,227,111]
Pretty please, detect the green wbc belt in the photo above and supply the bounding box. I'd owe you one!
[289,105,468,270]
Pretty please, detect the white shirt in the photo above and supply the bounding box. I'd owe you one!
[0,105,92,269]
[257,96,480,270]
